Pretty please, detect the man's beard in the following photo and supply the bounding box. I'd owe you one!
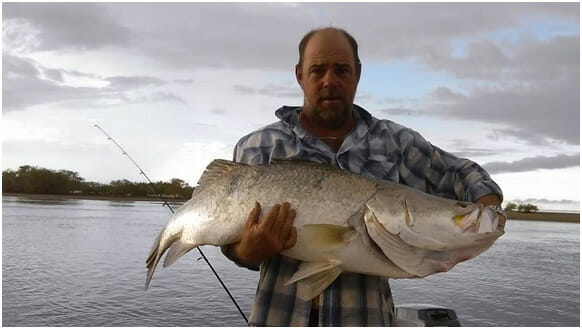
[311,99,352,129]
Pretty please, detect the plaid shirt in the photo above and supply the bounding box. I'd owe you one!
[226,105,502,326]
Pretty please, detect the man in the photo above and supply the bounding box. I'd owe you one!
[222,27,505,326]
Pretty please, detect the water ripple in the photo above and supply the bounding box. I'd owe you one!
[2,196,579,326]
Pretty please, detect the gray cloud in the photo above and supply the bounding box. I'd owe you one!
[488,129,553,147]
[7,3,576,71]
[451,148,503,158]
[173,79,195,85]
[41,67,64,82]
[380,108,418,117]
[482,154,579,174]
[210,108,226,115]
[425,72,579,145]
[414,33,579,147]
[423,35,579,82]
[2,54,183,110]
[137,92,186,105]
[3,3,579,146]
[510,198,580,206]
[3,3,133,52]
[3,54,101,110]
[105,76,166,90]
[307,3,578,67]
[232,84,301,98]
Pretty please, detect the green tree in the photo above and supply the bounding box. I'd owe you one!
[2,169,22,192]
[518,203,538,213]
[504,202,518,212]
[4,164,192,199]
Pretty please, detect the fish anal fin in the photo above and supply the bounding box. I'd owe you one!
[300,224,356,252]
[286,261,343,301]
[163,240,197,268]
[197,160,243,186]
[285,260,341,285]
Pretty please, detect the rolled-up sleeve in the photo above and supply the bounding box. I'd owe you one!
[398,128,503,202]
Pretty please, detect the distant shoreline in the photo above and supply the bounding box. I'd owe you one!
[2,193,579,223]
[2,192,188,203]
[506,211,579,223]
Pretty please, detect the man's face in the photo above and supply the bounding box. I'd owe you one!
[296,31,360,129]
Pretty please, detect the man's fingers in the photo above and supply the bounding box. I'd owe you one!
[261,204,280,231]
[283,227,297,249]
[280,208,296,239]
[272,202,290,233]
[245,202,261,229]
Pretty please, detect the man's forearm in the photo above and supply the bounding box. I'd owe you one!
[475,193,501,206]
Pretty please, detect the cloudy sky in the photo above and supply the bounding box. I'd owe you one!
[2,2,580,211]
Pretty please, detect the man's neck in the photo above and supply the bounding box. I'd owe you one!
[298,109,356,152]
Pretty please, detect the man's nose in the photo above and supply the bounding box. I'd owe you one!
[322,71,338,88]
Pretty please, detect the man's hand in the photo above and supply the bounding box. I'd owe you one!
[475,194,506,229]
[230,202,298,267]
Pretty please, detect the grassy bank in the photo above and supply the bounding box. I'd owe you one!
[507,211,579,223]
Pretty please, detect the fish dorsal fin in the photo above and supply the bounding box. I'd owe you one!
[197,159,244,186]
[268,158,333,168]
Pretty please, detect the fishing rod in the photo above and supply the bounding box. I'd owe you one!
[94,124,249,324]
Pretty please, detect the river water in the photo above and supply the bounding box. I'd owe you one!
[2,195,579,326]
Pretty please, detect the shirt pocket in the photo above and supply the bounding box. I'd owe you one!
[360,154,399,182]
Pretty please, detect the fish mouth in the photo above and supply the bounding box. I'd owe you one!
[453,205,500,234]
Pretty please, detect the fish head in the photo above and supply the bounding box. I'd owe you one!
[366,186,504,251]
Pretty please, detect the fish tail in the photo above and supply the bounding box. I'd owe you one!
[145,252,161,290]
[146,230,163,266]
[145,230,172,290]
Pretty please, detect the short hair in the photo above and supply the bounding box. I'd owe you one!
[297,27,361,75]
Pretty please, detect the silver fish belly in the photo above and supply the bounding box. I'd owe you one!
[145,159,504,300]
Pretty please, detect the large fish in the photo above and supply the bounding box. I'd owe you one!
[146,159,504,300]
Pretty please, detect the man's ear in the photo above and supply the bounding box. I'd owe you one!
[295,64,303,87]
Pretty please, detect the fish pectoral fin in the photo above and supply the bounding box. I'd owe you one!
[285,261,343,301]
[300,224,357,251]
[163,240,197,268]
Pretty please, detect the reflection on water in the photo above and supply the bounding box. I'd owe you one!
[2,195,579,327]
[108,201,137,207]
[2,196,82,207]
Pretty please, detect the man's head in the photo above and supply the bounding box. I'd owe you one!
[295,27,361,129]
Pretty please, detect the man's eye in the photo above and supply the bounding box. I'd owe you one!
[311,68,324,75]
[336,67,349,75]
